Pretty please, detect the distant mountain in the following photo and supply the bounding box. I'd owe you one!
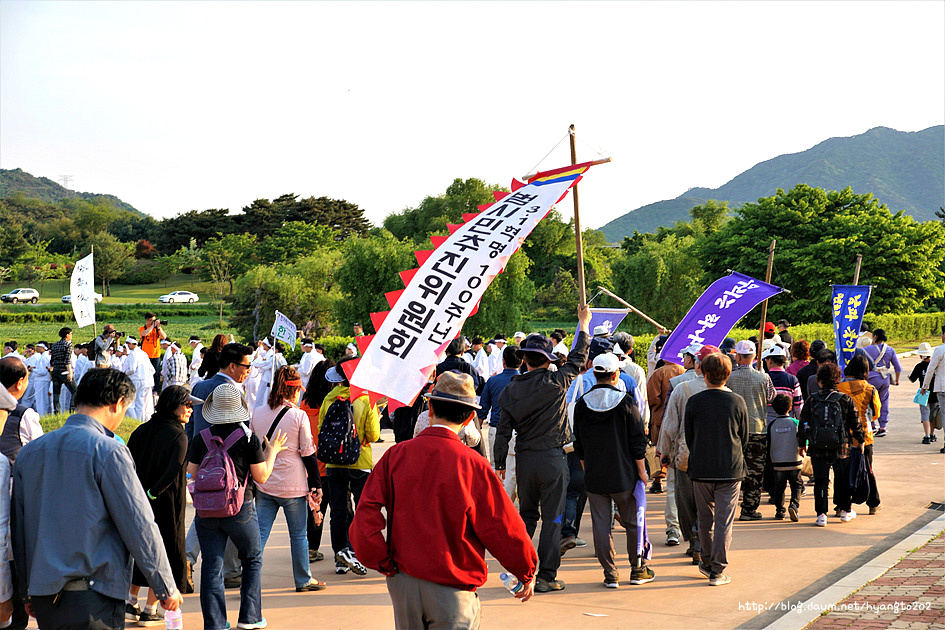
[599,125,944,242]
[0,168,144,217]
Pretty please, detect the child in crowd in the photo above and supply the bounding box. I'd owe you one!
[766,394,803,522]
[910,343,937,444]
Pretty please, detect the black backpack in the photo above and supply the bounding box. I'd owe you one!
[317,397,362,466]
[807,391,846,451]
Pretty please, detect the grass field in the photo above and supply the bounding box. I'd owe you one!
[40,413,142,443]
[0,274,216,305]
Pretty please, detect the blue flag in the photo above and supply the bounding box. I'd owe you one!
[571,308,630,350]
[832,285,871,372]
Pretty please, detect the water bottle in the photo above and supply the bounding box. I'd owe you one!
[164,609,183,630]
[499,572,523,594]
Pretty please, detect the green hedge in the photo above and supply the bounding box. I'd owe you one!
[0,304,219,323]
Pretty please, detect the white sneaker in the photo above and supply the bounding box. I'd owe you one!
[815,514,827,527]
[840,510,857,522]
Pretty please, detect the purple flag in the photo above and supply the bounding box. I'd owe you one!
[633,480,652,565]
[571,308,630,350]
[661,272,782,366]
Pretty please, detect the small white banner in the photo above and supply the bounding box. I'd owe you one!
[271,310,297,349]
[70,253,96,328]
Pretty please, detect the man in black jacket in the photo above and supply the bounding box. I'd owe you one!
[494,304,590,593]
[573,352,652,588]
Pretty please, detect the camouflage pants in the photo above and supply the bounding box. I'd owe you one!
[740,434,768,513]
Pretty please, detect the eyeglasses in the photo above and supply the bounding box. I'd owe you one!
[235,362,252,369]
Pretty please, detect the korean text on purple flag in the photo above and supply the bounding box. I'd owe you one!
[660,272,782,365]
[832,285,871,372]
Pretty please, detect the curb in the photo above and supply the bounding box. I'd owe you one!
[759,513,945,630]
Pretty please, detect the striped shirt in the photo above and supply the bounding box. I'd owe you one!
[725,364,775,434]
[162,352,189,389]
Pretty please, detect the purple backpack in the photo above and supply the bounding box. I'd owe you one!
[193,428,248,518]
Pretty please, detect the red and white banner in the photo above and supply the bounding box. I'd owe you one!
[349,161,597,408]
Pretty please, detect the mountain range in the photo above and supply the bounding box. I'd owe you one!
[598,125,944,242]
[0,168,143,216]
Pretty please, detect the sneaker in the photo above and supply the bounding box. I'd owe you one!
[923,435,932,444]
[869,504,882,515]
[309,550,324,563]
[739,511,763,521]
[874,428,887,437]
[709,573,732,586]
[335,549,368,576]
[573,536,587,548]
[649,480,663,494]
[560,536,577,557]
[691,552,701,566]
[137,611,164,627]
[629,566,656,585]
[840,510,857,522]
[224,576,242,589]
[535,577,566,592]
[789,505,799,522]
[334,562,350,575]
[666,533,680,546]
[774,509,785,520]
[296,578,327,592]
[125,603,142,620]
[685,545,695,558]
[815,514,827,527]
[237,620,268,630]
[698,561,712,578]
[603,578,619,589]
[930,434,938,442]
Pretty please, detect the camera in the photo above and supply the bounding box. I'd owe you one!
[159,319,169,326]
[115,331,126,337]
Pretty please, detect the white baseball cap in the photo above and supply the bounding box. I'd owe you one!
[762,344,786,359]
[592,353,621,374]
[593,325,611,336]
[681,343,703,356]
[734,340,756,355]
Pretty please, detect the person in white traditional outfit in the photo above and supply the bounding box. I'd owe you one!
[28,343,53,416]
[122,337,155,421]
[296,339,322,388]
[488,336,507,377]
[251,337,279,408]
[465,337,490,382]
[188,336,204,386]
[244,340,266,410]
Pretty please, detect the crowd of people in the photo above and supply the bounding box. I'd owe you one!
[0,309,941,629]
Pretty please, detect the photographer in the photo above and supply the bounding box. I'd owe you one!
[139,313,168,390]
[93,325,120,369]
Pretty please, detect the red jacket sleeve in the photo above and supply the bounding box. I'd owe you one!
[468,463,537,585]
[349,452,397,576]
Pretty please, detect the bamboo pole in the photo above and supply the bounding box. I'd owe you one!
[755,239,776,369]
[853,253,863,285]
[569,124,587,308]
[596,286,668,332]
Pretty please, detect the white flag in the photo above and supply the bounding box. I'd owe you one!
[70,253,96,328]
[271,310,297,349]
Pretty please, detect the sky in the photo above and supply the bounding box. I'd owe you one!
[1,1,943,230]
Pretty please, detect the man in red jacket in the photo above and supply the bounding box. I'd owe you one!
[351,371,537,629]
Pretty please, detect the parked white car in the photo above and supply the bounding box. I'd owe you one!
[62,292,103,304]
[159,290,199,303]
[1,288,39,303]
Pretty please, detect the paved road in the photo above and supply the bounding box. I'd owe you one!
[161,354,943,629]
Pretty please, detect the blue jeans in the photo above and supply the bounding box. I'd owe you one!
[327,468,369,553]
[256,491,312,587]
[195,500,263,630]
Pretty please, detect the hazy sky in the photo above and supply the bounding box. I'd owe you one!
[1,1,942,229]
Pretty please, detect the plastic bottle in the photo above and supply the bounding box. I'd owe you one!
[499,572,523,594]
[164,608,183,630]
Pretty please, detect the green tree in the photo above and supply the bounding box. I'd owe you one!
[81,233,134,296]
[153,208,235,254]
[230,249,342,341]
[611,233,705,329]
[334,232,418,333]
[384,178,505,243]
[200,233,259,295]
[0,210,29,265]
[259,222,337,265]
[697,185,945,322]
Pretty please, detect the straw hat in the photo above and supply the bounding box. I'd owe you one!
[202,383,251,425]
[424,371,481,409]
[917,342,934,357]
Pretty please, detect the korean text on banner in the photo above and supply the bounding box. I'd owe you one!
[832,285,871,372]
[271,310,298,349]
[661,272,782,365]
[70,253,96,328]
[352,162,594,406]
[571,308,630,350]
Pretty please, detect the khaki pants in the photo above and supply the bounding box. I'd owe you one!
[386,572,481,630]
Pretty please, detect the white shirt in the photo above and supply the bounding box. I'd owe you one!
[468,348,490,380]
[18,406,44,445]
[552,341,569,356]
[488,343,506,377]
[74,354,90,384]
[30,353,51,382]
[298,350,316,388]
[123,347,155,382]
[189,343,204,374]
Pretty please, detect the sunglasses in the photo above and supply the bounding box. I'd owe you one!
[235,362,252,369]
[182,402,193,408]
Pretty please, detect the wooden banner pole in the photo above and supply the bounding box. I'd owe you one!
[853,253,863,285]
[755,239,776,369]
[596,286,668,332]
[569,124,587,308]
